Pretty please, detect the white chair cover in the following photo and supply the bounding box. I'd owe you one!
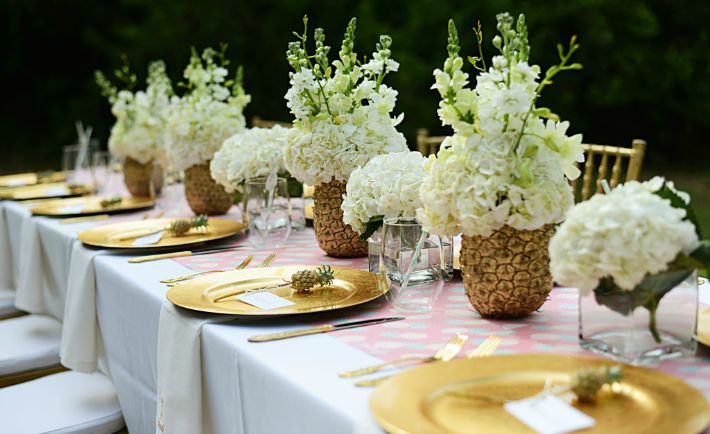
[0,314,61,376]
[0,371,124,434]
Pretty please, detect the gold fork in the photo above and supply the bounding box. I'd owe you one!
[353,334,469,387]
[255,252,278,268]
[340,333,469,379]
[467,335,501,358]
[161,255,254,284]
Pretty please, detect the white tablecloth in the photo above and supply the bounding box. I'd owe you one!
[2,199,708,434]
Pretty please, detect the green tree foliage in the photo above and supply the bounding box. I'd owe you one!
[1,0,709,171]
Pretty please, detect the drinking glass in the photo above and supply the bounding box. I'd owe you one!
[244,177,291,249]
[62,140,98,184]
[379,217,445,312]
[91,151,113,195]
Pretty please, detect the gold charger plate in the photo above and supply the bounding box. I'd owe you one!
[304,203,313,220]
[77,218,245,249]
[370,354,710,434]
[0,182,92,200]
[0,172,64,188]
[699,307,710,347]
[31,196,154,217]
[167,265,381,315]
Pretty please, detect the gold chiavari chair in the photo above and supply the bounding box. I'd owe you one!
[416,128,447,157]
[572,139,647,202]
[251,116,293,129]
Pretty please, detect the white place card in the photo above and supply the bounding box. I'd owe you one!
[504,394,595,434]
[132,230,165,247]
[45,187,68,197]
[59,205,86,214]
[6,179,28,187]
[236,292,295,310]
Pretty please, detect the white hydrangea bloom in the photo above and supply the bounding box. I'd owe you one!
[108,61,172,164]
[341,151,426,234]
[419,15,584,237]
[210,125,290,193]
[549,177,700,294]
[164,48,251,171]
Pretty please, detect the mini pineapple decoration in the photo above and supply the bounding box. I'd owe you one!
[570,365,623,403]
[289,266,335,293]
[167,214,209,236]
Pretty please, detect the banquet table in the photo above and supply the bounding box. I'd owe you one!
[1,197,710,434]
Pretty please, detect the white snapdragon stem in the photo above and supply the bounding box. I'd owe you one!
[399,230,429,295]
[600,179,611,194]
[263,170,278,233]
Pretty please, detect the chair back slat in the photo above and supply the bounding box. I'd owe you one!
[581,150,596,201]
[596,151,609,194]
[576,139,647,202]
[610,148,624,188]
[251,116,293,129]
[416,128,447,156]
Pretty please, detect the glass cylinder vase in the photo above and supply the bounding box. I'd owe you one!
[579,270,698,365]
[378,218,445,312]
[368,227,454,280]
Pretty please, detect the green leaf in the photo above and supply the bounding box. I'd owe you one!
[532,107,560,121]
[359,217,383,241]
[690,240,710,269]
[653,182,703,239]
[594,269,694,343]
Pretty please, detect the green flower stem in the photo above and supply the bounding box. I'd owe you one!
[647,299,662,344]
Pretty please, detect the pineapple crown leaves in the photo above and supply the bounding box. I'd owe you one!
[314,265,335,286]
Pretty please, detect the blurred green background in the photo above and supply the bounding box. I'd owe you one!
[2,0,708,230]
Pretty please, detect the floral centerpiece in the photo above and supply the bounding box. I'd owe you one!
[417,13,585,317]
[164,45,251,215]
[284,16,408,257]
[550,177,709,363]
[96,59,172,197]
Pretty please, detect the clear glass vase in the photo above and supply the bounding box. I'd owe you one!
[579,270,698,365]
[368,227,454,280]
[376,218,445,312]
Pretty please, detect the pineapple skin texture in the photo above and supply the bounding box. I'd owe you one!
[185,162,233,215]
[313,179,367,258]
[460,224,554,318]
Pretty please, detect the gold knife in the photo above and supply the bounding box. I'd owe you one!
[248,316,405,342]
[128,245,243,263]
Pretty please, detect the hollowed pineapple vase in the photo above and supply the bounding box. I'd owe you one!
[313,179,368,258]
[123,157,161,197]
[184,162,233,215]
[460,224,554,318]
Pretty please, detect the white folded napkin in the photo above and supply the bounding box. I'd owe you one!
[59,242,108,373]
[15,216,45,313]
[155,302,236,434]
[0,203,14,291]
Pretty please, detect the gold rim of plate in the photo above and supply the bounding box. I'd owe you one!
[31,196,155,217]
[0,182,92,200]
[167,265,381,315]
[370,354,710,434]
[0,172,65,188]
[78,218,245,249]
[698,307,710,347]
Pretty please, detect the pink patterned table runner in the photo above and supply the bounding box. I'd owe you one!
[174,228,710,400]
